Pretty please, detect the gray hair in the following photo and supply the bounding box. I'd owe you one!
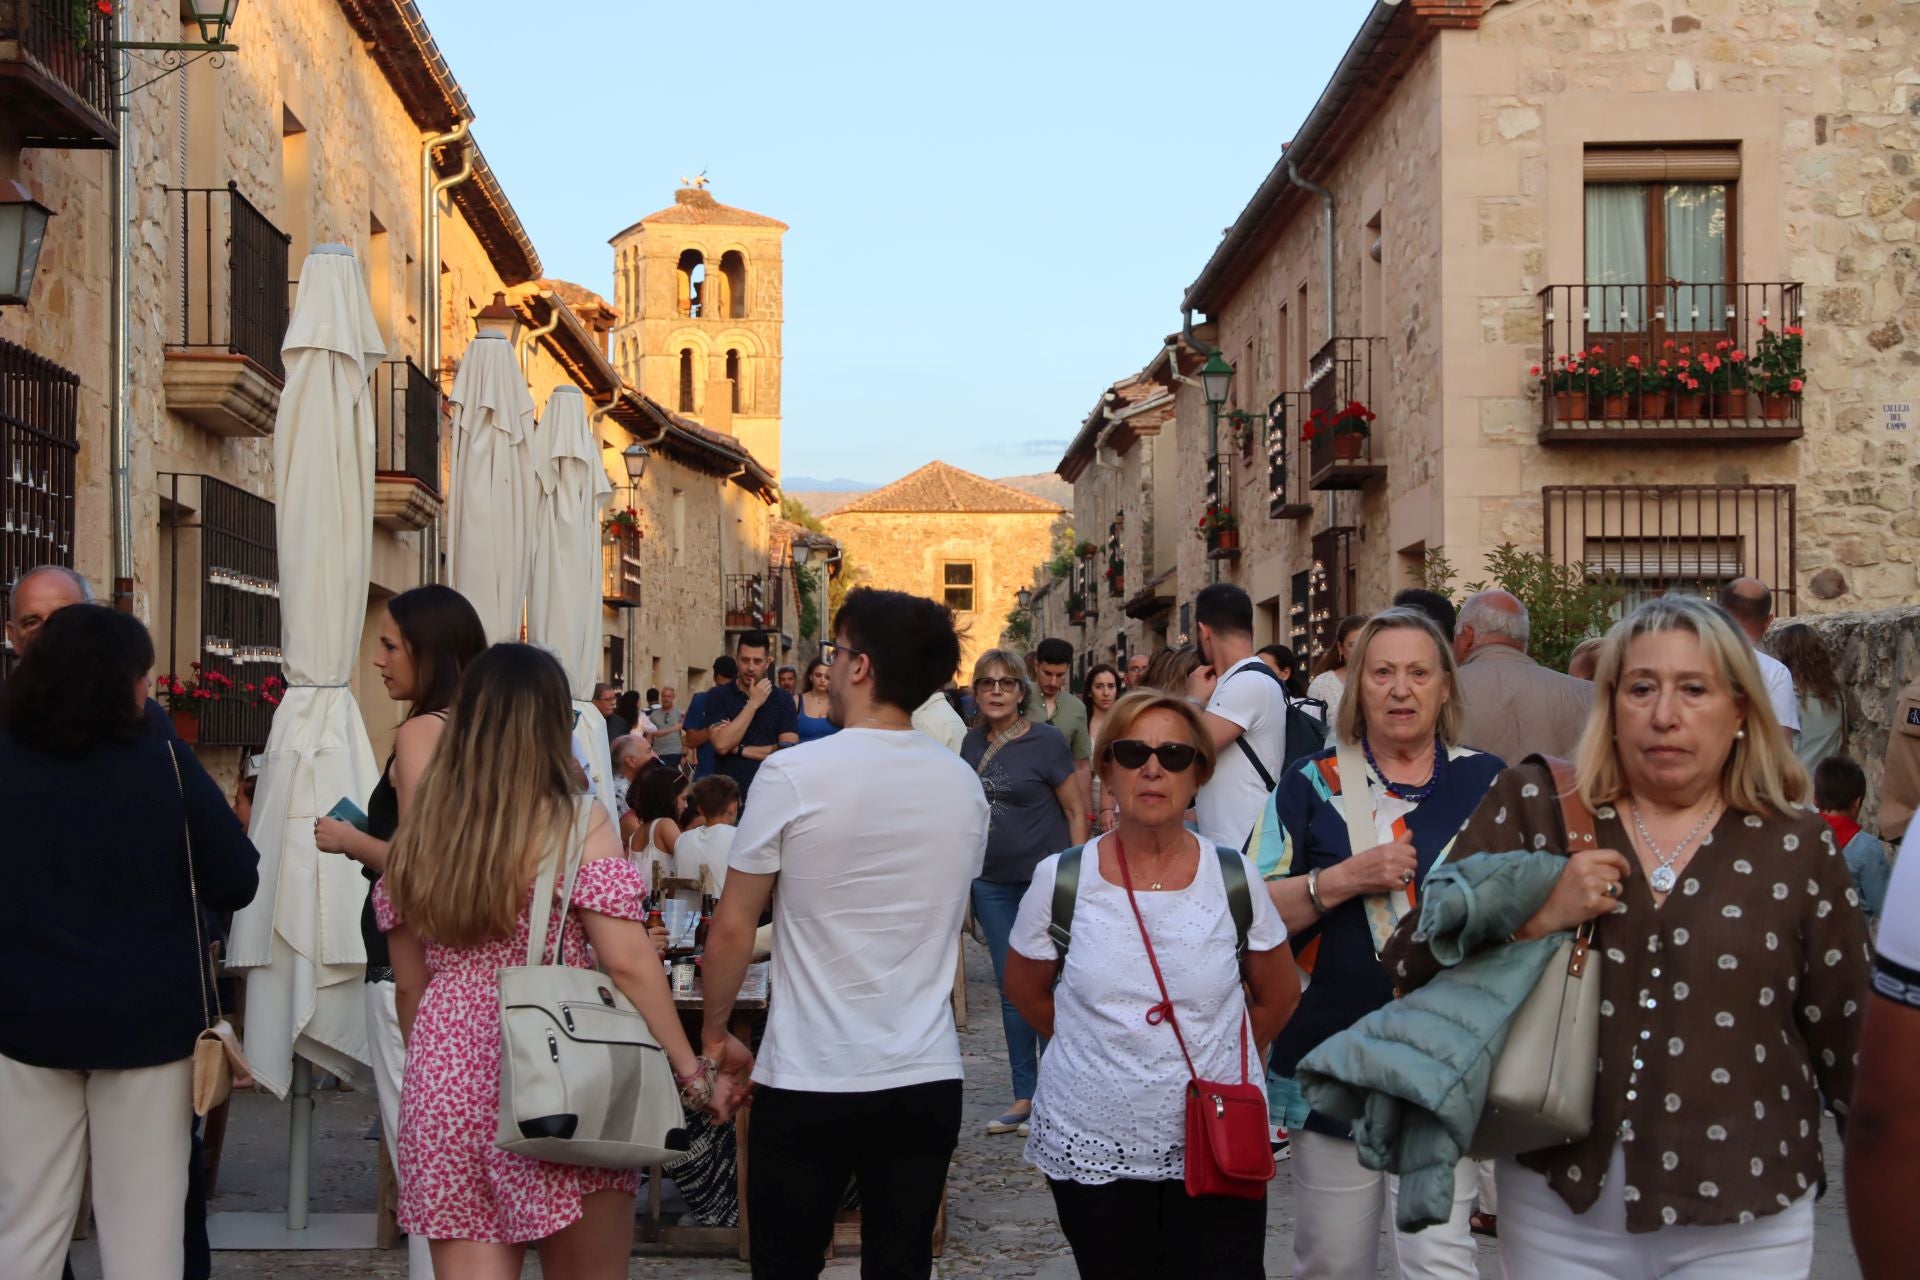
[970,647,1037,719]
[610,735,645,772]
[14,564,92,600]
[1458,590,1529,650]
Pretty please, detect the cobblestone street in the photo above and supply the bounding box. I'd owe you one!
[71,939,1864,1279]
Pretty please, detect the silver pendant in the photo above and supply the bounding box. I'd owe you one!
[1650,866,1676,894]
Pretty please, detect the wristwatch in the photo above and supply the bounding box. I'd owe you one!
[1306,867,1330,915]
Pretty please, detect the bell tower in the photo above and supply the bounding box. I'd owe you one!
[608,182,787,478]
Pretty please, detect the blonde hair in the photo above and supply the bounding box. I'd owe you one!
[1094,689,1218,787]
[1334,607,1466,747]
[971,647,1037,721]
[1143,644,1204,695]
[386,644,580,947]
[1573,595,1807,814]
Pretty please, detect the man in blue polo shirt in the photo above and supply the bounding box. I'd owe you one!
[704,631,799,804]
[681,654,736,780]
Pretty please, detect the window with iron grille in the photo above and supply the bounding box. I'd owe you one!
[0,339,81,676]
[157,474,282,747]
[942,561,976,614]
[1543,484,1796,616]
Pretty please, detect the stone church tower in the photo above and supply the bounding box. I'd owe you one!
[608,184,788,478]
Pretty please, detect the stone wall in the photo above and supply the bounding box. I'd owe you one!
[1065,413,1168,668]
[1796,605,1920,829]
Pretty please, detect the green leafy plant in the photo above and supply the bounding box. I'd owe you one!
[1422,544,1621,673]
[1195,503,1239,540]
[1750,321,1805,397]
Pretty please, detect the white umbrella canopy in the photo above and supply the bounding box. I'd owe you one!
[227,245,384,1097]
[528,386,618,823]
[448,331,536,645]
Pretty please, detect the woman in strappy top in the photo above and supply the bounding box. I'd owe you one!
[625,764,687,886]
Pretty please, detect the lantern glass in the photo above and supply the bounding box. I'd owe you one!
[1016,587,1033,611]
[791,539,814,569]
[0,186,53,307]
[189,0,242,45]
[1199,353,1235,408]
[622,442,650,483]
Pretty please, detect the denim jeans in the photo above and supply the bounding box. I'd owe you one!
[971,877,1041,1101]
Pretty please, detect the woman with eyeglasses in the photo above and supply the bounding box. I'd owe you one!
[962,648,1089,1139]
[1001,690,1301,1278]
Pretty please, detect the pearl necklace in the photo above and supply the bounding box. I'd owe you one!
[1628,796,1722,894]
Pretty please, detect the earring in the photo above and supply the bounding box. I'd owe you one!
[1736,728,1746,740]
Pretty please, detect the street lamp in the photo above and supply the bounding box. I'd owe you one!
[474,291,521,342]
[108,0,243,52]
[621,442,650,484]
[187,0,243,45]
[1199,352,1235,408]
[0,182,53,308]
[1016,586,1033,612]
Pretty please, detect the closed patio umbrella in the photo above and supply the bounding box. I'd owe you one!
[528,386,619,824]
[448,327,536,644]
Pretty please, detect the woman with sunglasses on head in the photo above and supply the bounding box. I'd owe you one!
[1249,607,1505,1279]
[962,648,1089,1139]
[1082,664,1121,831]
[1001,690,1301,1278]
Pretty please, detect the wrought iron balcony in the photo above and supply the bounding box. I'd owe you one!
[372,358,444,531]
[1305,337,1387,491]
[0,0,118,149]
[602,525,642,609]
[162,185,292,438]
[1,337,80,677]
[1264,393,1312,521]
[1536,282,1805,443]
[1542,483,1797,615]
[723,572,781,633]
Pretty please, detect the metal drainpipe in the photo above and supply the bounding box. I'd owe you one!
[518,302,562,382]
[108,4,133,611]
[1285,158,1339,526]
[420,120,471,584]
[1180,312,1226,585]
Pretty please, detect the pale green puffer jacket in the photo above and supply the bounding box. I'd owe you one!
[1296,850,1569,1232]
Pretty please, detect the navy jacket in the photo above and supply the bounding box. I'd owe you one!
[0,723,259,1069]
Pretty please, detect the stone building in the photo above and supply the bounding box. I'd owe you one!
[1053,0,1920,669]
[0,1,780,768]
[823,462,1064,678]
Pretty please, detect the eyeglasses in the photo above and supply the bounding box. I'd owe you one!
[820,641,865,667]
[1107,739,1199,773]
[973,676,1024,694]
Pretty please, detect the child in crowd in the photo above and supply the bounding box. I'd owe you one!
[1815,755,1891,924]
[673,775,741,896]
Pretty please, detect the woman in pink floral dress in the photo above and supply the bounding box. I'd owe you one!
[379,644,750,1277]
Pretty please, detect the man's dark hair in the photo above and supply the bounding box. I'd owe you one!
[712,655,738,681]
[387,584,489,718]
[1033,637,1074,667]
[1718,582,1773,627]
[690,774,742,820]
[831,587,961,713]
[2,604,153,755]
[737,631,770,655]
[645,687,660,703]
[1194,583,1253,636]
[1813,755,1867,813]
[1393,588,1458,640]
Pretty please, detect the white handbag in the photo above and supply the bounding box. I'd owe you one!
[495,797,690,1169]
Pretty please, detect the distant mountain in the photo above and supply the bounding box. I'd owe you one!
[992,472,1073,510]
[783,476,877,493]
[788,469,1071,518]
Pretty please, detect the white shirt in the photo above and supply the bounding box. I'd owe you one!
[1009,834,1287,1184]
[672,824,735,895]
[729,727,989,1091]
[1196,657,1288,850]
[1876,827,1920,976]
[1755,650,1801,735]
[911,690,968,754]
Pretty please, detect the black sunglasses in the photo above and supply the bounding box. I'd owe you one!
[1107,739,1199,772]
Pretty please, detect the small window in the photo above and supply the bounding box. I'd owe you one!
[676,249,705,318]
[677,348,695,412]
[1583,148,1739,336]
[942,562,975,613]
[726,348,742,413]
[720,250,747,319]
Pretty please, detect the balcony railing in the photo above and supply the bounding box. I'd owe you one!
[1203,453,1242,560]
[0,0,118,148]
[1536,282,1805,442]
[723,572,781,632]
[1264,393,1312,520]
[168,184,292,382]
[1543,484,1796,616]
[374,358,442,492]
[602,525,642,609]
[1306,337,1387,490]
[0,337,80,676]
[1288,527,1355,668]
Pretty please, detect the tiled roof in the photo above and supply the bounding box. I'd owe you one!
[828,462,1065,517]
[639,188,788,230]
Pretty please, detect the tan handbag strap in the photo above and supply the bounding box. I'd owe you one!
[166,742,220,1029]
[1533,755,1597,851]
[524,797,598,968]
[1334,742,1410,954]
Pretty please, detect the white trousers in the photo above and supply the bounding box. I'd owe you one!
[1291,1129,1480,1280]
[0,1051,193,1280]
[1494,1146,1814,1279]
[365,981,435,1279]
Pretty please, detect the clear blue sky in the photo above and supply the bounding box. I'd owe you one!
[417,0,1372,487]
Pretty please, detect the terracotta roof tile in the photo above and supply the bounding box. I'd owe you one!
[828,462,1065,517]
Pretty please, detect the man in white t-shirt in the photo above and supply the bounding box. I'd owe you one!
[911,687,967,753]
[1718,578,1801,743]
[671,775,739,894]
[1193,582,1288,850]
[700,587,989,1273]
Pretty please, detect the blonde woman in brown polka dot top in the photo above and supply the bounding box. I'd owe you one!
[1386,595,1870,1276]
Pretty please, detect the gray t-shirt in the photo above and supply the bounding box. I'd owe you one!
[651,707,684,755]
[962,722,1077,884]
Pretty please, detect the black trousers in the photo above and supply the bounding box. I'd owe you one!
[1048,1176,1268,1279]
[747,1079,961,1279]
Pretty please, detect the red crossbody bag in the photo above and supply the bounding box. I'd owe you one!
[1113,837,1275,1201]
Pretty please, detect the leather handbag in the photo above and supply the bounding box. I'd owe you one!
[166,743,253,1117]
[1113,838,1275,1200]
[1467,756,1603,1159]
[495,797,689,1170]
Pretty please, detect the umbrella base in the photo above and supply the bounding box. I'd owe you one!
[207,1211,378,1250]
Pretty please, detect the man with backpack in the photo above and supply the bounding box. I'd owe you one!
[1193,583,1294,850]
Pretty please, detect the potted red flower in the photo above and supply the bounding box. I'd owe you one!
[1196,502,1240,552]
[1541,355,1589,423]
[1751,321,1805,420]
[157,662,233,743]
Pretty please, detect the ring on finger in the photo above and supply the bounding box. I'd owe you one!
[1400,870,1415,885]
[1604,881,1622,900]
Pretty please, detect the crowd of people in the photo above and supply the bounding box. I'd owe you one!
[6,557,1920,1280]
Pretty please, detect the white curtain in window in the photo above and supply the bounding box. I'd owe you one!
[1585,185,1647,333]
[1665,183,1728,331]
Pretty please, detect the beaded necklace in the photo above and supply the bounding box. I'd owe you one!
[1360,734,1443,803]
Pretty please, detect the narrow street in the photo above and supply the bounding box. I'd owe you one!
[69,940,1864,1279]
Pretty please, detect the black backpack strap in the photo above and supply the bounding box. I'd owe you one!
[1047,845,1085,963]
[1221,663,1287,791]
[1234,737,1278,791]
[1215,845,1254,963]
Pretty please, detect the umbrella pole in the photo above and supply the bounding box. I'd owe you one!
[287,1057,313,1230]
